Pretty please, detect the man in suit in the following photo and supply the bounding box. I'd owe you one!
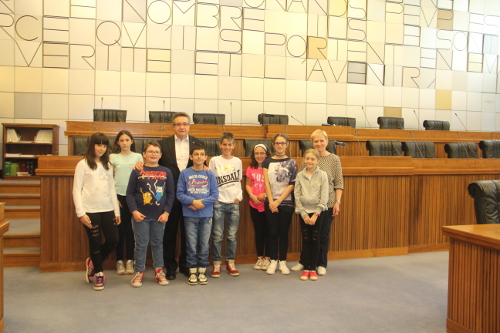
[158,112,205,280]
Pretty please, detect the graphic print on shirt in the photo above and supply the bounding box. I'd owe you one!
[138,170,167,206]
[214,164,241,187]
[187,174,209,195]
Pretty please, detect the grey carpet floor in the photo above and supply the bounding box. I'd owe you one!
[4,251,448,333]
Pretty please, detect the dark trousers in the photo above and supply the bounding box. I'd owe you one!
[265,203,294,261]
[115,195,135,261]
[163,199,187,274]
[85,211,119,273]
[317,208,334,268]
[299,213,324,271]
[249,206,269,257]
[299,208,334,268]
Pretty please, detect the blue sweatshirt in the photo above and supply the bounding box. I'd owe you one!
[177,167,219,218]
[126,165,175,220]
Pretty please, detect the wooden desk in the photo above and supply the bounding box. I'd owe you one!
[37,155,500,272]
[442,224,500,333]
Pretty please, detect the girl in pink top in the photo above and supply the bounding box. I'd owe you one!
[245,144,271,271]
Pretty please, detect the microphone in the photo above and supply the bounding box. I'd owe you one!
[413,110,420,130]
[361,106,372,129]
[355,130,364,156]
[290,115,306,126]
[410,131,424,158]
[163,100,165,111]
[455,113,467,132]
[101,97,103,110]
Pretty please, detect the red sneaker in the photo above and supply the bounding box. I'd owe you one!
[226,261,239,276]
[300,271,310,281]
[309,271,319,281]
[211,264,221,278]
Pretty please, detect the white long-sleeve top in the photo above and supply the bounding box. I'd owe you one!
[72,159,120,218]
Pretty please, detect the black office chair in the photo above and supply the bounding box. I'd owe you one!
[423,120,450,131]
[200,138,221,157]
[366,140,402,156]
[257,114,289,125]
[193,113,225,125]
[299,139,337,155]
[402,141,435,158]
[444,143,478,158]
[149,111,175,123]
[377,117,404,130]
[93,109,127,122]
[468,180,500,224]
[479,140,500,158]
[326,117,356,128]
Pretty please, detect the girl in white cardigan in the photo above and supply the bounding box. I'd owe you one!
[73,132,121,291]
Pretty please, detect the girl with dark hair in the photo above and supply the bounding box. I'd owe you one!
[110,130,143,275]
[245,144,272,271]
[72,132,121,291]
[263,134,298,275]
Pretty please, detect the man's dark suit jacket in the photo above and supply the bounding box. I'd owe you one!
[158,135,205,187]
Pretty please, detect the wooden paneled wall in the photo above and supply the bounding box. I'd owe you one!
[37,154,500,272]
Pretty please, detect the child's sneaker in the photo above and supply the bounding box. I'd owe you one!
[309,271,319,281]
[211,264,221,278]
[300,271,310,281]
[198,267,208,285]
[291,262,304,271]
[279,260,290,275]
[85,258,95,283]
[116,260,125,275]
[125,260,134,275]
[155,268,169,286]
[226,260,239,276]
[131,272,144,287]
[253,257,264,270]
[93,272,105,291]
[266,260,277,275]
[261,257,271,271]
[317,266,327,276]
[188,268,198,285]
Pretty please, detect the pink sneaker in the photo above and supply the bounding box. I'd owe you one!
[85,258,95,283]
[93,273,105,291]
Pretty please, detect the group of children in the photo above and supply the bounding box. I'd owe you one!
[72,128,343,290]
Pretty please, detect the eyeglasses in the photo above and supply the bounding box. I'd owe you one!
[173,122,190,127]
[273,142,287,146]
[146,151,161,155]
[192,153,206,157]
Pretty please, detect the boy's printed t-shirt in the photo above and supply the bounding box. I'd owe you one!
[126,165,175,220]
[246,167,265,212]
[209,156,243,203]
[177,168,219,218]
[262,157,298,205]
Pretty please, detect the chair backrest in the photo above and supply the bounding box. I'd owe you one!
[444,143,479,158]
[149,111,175,123]
[93,109,127,122]
[73,136,89,156]
[423,120,450,131]
[193,113,225,125]
[468,180,500,224]
[243,139,273,157]
[366,140,402,156]
[199,138,221,157]
[479,140,500,158]
[402,141,435,158]
[326,117,356,128]
[377,117,404,129]
[258,113,289,125]
[299,139,337,155]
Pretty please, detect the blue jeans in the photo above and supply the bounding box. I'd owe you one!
[185,217,212,268]
[132,217,166,272]
[212,202,240,263]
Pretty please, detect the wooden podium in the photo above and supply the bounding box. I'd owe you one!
[442,224,500,333]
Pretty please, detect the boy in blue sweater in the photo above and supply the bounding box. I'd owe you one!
[177,145,219,285]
